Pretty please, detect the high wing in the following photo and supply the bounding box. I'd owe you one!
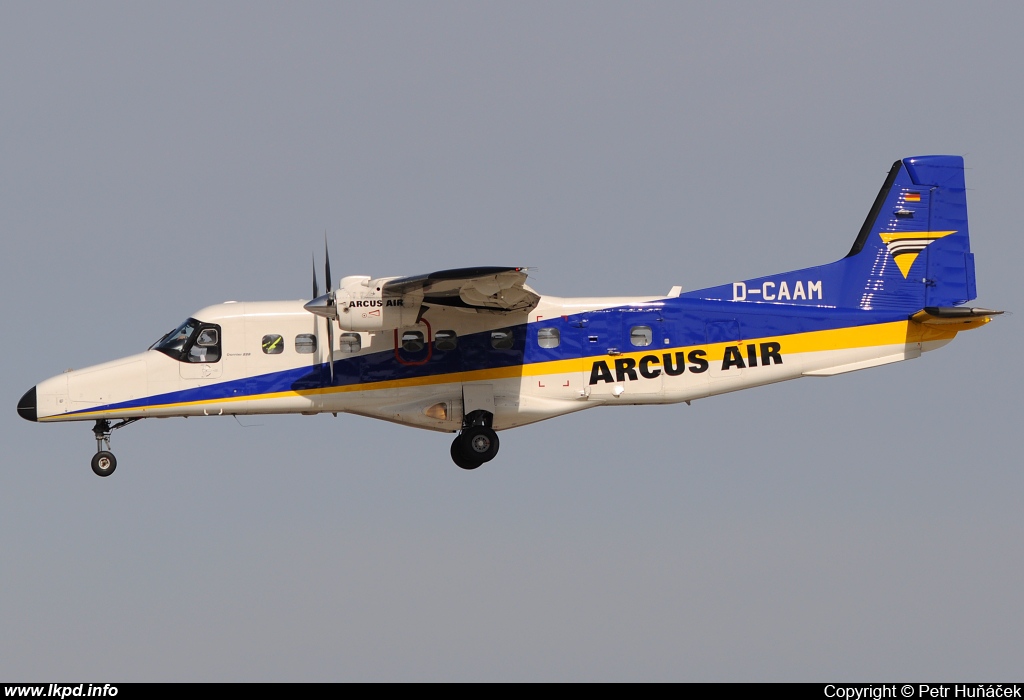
[383,266,539,313]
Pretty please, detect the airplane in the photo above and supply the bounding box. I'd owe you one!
[17,155,1001,476]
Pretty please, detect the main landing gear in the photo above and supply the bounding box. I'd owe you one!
[90,418,139,477]
[450,410,499,470]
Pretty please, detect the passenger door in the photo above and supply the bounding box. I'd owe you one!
[583,308,666,399]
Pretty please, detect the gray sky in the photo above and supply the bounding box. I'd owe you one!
[2,2,1021,681]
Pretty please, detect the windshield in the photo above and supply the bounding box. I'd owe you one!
[152,319,199,358]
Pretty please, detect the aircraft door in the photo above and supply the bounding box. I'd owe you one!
[179,325,224,380]
[584,309,666,399]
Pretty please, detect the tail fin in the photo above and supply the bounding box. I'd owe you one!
[687,155,977,312]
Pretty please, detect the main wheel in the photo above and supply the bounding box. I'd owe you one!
[91,451,117,477]
[451,436,483,470]
[460,426,499,463]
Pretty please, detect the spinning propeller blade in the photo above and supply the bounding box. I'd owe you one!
[324,235,334,385]
[324,235,332,299]
[312,254,319,300]
[304,239,336,385]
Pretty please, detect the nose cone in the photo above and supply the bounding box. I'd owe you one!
[17,386,37,422]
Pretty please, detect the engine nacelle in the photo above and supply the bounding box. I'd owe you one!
[335,276,421,331]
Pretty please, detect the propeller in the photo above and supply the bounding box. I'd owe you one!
[324,238,335,385]
[312,253,319,300]
[305,236,337,385]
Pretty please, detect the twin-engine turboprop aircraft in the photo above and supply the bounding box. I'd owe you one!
[18,155,1000,476]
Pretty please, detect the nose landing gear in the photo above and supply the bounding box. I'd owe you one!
[451,409,499,470]
[90,418,139,477]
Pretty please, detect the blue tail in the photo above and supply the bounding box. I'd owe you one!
[685,155,976,312]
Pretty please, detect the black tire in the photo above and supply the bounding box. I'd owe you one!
[460,426,499,463]
[451,436,483,470]
[91,451,117,477]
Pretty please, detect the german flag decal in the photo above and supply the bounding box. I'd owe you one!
[904,192,921,202]
[878,230,957,278]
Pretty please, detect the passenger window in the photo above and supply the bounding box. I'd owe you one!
[630,326,653,347]
[491,328,514,350]
[435,330,458,352]
[295,334,317,354]
[537,327,560,349]
[262,334,284,354]
[338,333,361,354]
[402,331,425,353]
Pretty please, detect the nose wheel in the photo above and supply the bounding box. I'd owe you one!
[91,451,117,477]
[90,418,139,477]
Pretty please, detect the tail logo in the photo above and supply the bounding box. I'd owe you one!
[878,230,957,278]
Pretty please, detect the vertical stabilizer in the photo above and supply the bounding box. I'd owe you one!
[685,155,976,312]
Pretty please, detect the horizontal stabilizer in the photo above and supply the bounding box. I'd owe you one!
[910,306,1003,327]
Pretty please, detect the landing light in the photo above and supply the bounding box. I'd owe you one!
[424,403,448,420]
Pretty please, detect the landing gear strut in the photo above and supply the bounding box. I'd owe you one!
[90,418,139,477]
[451,409,499,470]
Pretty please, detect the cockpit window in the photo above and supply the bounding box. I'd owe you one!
[196,328,219,346]
[152,319,199,358]
[152,318,221,363]
[188,328,221,363]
